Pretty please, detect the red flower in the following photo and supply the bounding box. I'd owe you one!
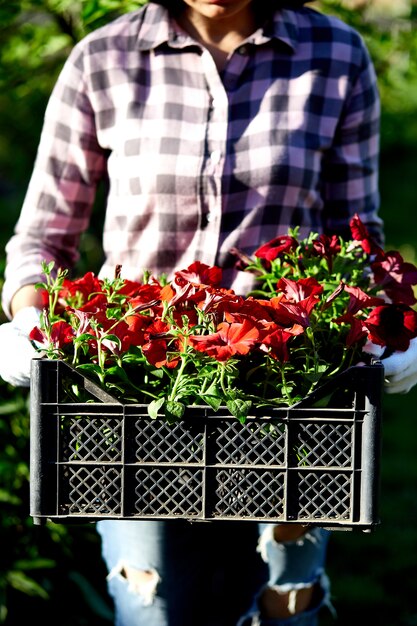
[332,285,385,348]
[77,293,108,313]
[349,213,384,258]
[124,281,162,304]
[142,320,181,369]
[261,324,304,362]
[371,251,417,305]
[311,233,341,271]
[100,319,133,355]
[159,282,190,306]
[115,279,149,297]
[124,314,152,347]
[258,296,310,329]
[343,285,385,315]
[277,277,323,303]
[30,321,74,350]
[222,297,275,324]
[174,262,222,287]
[333,313,368,347]
[364,304,417,351]
[199,290,244,317]
[61,272,104,304]
[189,320,260,362]
[254,235,298,261]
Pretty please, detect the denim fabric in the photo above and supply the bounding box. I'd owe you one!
[96,520,331,626]
[257,524,330,590]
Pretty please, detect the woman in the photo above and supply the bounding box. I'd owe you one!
[0,1,405,624]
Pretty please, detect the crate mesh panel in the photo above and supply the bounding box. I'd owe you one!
[133,468,203,516]
[213,421,286,465]
[60,416,122,462]
[295,423,353,467]
[60,465,122,515]
[134,420,204,463]
[213,469,285,518]
[294,472,352,520]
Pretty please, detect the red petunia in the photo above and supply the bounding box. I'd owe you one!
[142,320,181,369]
[371,251,417,306]
[77,293,108,313]
[123,281,162,303]
[276,277,323,303]
[343,285,385,315]
[311,233,341,271]
[349,213,384,259]
[189,320,260,362]
[174,262,223,287]
[115,279,148,298]
[333,312,368,347]
[100,319,134,355]
[261,324,304,362]
[364,303,417,351]
[60,272,104,304]
[312,233,341,257]
[125,314,152,347]
[30,320,74,350]
[254,235,298,262]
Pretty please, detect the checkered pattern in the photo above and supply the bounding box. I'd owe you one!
[3,3,382,316]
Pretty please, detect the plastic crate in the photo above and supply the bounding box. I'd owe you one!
[29,358,384,530]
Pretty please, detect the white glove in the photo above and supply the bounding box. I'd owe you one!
[0,306,42,387]
[382,337,417,394]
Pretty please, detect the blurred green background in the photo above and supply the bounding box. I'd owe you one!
[1,1,417,624]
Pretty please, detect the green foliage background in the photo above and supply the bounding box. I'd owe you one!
[1,1,417,624]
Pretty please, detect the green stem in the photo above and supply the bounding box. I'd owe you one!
[168,352,188,402]
[200,376,209,395]
[219,364,228,396]
[96,337,106,384]
[304,325,318,374]
[280,364,293,404]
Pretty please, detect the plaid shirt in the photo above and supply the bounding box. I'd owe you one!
[3,2,382,316]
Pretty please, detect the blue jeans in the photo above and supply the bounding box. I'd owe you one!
[97,520,332,626]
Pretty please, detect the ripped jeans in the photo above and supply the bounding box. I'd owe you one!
[97,520,332,626]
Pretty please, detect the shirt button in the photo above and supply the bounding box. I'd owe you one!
[238,45,248,55]
[210,150,222,165]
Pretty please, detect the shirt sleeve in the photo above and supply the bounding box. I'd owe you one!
[2,40,108,318]
[321,34,383,246]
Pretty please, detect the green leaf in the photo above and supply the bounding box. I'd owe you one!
[226,399,252,423]
[311,393,333,408]
[148,397,165,419]
[165,401,185,423]
[73,332,96,343]
[76,363,103,376]
[7,571,49,599]
[101,333,122,344]
[13,558,56,571]
[203,395,222,411]
[105,365,142,390]
[0,398,27,415]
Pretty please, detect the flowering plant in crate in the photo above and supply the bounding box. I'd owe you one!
[30,214,417,422]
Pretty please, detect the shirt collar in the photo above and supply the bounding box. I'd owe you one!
[136,4,299,53]
[135,4,174,51]
[254,8,299,52]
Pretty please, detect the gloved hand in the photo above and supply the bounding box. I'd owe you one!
[0,306,42,387]
[382,337,417,394]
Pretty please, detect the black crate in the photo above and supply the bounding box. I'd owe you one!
[29,358,384,530]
